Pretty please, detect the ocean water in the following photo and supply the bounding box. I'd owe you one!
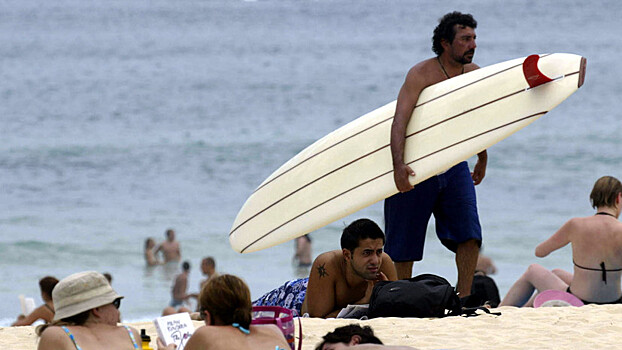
[1,0,621,325]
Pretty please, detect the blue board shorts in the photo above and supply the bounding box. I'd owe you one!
[384,161,482,262]
[252,278,308,315]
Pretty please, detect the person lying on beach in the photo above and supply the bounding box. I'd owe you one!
[12,276,58,326]
[315,324,418,350]
[36,271,141,350]
[500,176,622,307]
[157,274,290,350]
[253,218,398,318]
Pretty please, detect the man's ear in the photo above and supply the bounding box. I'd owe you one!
[349,335,362,345]
[342,248,352,261]
[440,37,451,51]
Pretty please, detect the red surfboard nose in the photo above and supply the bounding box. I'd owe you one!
[523,54,553,88]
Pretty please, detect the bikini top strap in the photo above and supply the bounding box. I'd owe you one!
[44,303,54,313]
[61,326,82,350]
[232,323,250,334]
[122,325,140,349]
[573,260,622,284]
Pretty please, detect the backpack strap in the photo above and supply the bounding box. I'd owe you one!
[460,306,502,318]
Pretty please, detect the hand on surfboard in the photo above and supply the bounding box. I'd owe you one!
[393,163,416,193]
[471,157,487,186]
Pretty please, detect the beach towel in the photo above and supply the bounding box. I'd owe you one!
[252,278,308,315]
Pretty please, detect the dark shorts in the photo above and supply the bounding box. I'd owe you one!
[384,161,482,262]
[252,278,308,315]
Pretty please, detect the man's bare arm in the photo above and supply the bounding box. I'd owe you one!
[380,253,398,281]
[391,66,427,193]
[471,149,488,185]
[304,252,338,318]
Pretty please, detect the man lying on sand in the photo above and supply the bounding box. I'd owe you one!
[253,218,397,318]
[315,324,418,350]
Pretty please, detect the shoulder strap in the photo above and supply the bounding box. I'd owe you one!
[122,325,140,349]
[61,326,82,350]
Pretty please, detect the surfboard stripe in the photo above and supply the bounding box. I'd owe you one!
[250,56,552,195]
[230,66,579,238]
[239,111,548,252]
[253,116,393,193]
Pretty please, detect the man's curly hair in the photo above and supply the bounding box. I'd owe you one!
[432,11,477,56]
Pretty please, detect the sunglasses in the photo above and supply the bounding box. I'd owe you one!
[112,298,122,309]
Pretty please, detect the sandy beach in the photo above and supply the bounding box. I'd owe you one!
[3,305,622,349]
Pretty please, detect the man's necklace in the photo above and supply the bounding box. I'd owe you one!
[437,57,464,79]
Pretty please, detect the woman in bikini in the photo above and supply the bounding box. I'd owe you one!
[37,271,141,349]
[158,274,290,350]
[500,176,622,306]
[12,276,58,326]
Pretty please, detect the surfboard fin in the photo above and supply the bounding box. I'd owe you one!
[522,54,553,88]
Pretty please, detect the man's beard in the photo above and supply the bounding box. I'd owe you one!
[457,50,475,64]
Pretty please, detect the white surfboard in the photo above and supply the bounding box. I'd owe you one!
[230,53,587,253]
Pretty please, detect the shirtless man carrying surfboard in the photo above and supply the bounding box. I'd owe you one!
[385,11,487,298]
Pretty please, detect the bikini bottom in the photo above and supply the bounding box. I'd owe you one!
[566,287,622,305]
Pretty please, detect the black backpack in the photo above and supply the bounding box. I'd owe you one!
[368,274,462,318]
[463,274,501,308]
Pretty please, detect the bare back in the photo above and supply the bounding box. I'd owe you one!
[172,272,188,300]
[569,216,622,301]
[184,324,289,350]
[37,324,140,350]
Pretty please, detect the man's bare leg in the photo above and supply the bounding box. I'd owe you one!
[394,261,414,280]
[455,239,479,297]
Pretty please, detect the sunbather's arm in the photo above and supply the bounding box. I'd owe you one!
[535,218,573,257]
[12,305,47,326]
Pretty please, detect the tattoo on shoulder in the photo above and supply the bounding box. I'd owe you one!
[317,263,328,278]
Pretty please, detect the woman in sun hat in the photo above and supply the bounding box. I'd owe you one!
[36,271,141,349]
[501,176,622,307]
